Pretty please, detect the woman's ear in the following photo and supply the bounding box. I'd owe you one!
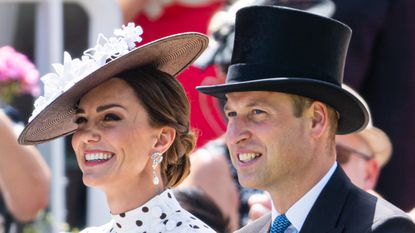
[308,101,329,139]
[153,126,176,154]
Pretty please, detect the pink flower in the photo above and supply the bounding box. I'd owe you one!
[0,46,40,103]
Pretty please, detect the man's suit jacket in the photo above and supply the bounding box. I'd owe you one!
[235,167,415,233]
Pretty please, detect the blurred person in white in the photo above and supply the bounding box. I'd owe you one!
[0,46,50,233]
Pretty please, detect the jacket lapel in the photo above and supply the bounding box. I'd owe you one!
[299,166,351,233]
[235,213,272,233]
[258,216,272,233]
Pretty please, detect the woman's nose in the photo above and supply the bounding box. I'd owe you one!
[74,123,101,144]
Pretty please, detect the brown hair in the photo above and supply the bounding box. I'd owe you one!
[289,94,338,138]
[118,66,195,187]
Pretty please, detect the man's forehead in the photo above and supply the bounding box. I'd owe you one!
[224,91,291,108]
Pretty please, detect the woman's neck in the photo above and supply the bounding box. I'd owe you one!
[103,175,164,215]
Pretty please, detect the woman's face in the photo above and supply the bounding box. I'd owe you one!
[71,78,161,189]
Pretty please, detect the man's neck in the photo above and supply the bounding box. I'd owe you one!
[269,158,335,213]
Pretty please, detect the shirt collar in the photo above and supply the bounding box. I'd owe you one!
[272,162,337,232]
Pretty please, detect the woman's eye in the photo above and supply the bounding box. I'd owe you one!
[104,113,121,121]
[74,116,87,125]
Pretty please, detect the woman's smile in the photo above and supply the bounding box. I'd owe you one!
[84,151,115,167]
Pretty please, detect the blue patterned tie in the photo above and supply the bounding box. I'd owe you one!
[270,214,291,233]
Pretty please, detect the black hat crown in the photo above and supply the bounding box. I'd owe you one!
[197,6,369,134]
[229,5,350,85]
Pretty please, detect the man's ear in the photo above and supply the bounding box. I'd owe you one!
[363,159,380,190]
[153,126,176,154]
[308,101,329,139]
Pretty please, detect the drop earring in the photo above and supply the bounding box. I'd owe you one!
[151,152,163,185]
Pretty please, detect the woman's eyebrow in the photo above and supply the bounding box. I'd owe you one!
[96,104,126,112]
[75,104,126,114]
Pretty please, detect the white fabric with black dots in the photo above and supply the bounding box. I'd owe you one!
[79,189,216,233]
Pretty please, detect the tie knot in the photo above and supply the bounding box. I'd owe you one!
[270,214,291,233]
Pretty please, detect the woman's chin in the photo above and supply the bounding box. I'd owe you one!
[82,175,106,188]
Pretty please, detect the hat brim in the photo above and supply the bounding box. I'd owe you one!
[196,77,369,134]
[19,33,208,145]
[358,127,392,167]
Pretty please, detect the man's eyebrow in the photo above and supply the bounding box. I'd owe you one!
[223,99,270,110]
[75,104,126,114]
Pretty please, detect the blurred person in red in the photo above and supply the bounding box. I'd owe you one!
[118,0,226,148]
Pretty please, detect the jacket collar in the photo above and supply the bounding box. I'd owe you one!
[300,166,351,233]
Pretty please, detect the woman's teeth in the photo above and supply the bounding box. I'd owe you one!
[85,153,113,161]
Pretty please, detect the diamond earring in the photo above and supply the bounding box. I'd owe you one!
[151,152,163,185]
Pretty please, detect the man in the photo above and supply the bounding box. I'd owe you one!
[335,84,392,194]
[197,5,415,233]
[182,0,337,229]
[336,124,391,193]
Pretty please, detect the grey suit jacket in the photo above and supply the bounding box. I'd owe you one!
[235,213,271,233]
[235,167,415,233]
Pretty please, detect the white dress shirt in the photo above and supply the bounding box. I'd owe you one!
[271,162,337,233]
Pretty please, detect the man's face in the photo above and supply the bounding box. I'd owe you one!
[224,91,315,192]
[336,134,375,190]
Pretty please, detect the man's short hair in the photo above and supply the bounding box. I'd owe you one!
[289,94,338,137]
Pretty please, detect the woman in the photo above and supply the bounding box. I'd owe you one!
[18,23,215,232]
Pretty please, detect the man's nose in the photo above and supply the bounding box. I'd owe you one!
[225,118,251,145]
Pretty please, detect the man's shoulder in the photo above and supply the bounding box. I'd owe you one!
[368,195,415,232]
[235,213,271,233]
[342,187,415,232]
[304,168,415,232]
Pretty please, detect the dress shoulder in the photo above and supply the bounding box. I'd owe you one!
[78,221,114,233]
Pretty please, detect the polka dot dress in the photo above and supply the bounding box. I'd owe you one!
[79,190,216,233]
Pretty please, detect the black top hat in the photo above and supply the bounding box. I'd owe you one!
[197,5,369,134]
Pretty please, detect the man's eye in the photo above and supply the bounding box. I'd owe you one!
[74,116,87,124]
[104,113,121,121]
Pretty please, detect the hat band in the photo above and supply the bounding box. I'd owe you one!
[226,63,341,86]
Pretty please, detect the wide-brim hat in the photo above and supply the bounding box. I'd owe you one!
[18,27,208,145]
[358,127,392,167]
[341,84,392,167]
[196,6,369,134]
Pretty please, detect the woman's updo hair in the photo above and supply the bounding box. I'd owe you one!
[117,66,195,187]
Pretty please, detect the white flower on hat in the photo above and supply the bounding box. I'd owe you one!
[30,23,143,122]
[114,23,143,49]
